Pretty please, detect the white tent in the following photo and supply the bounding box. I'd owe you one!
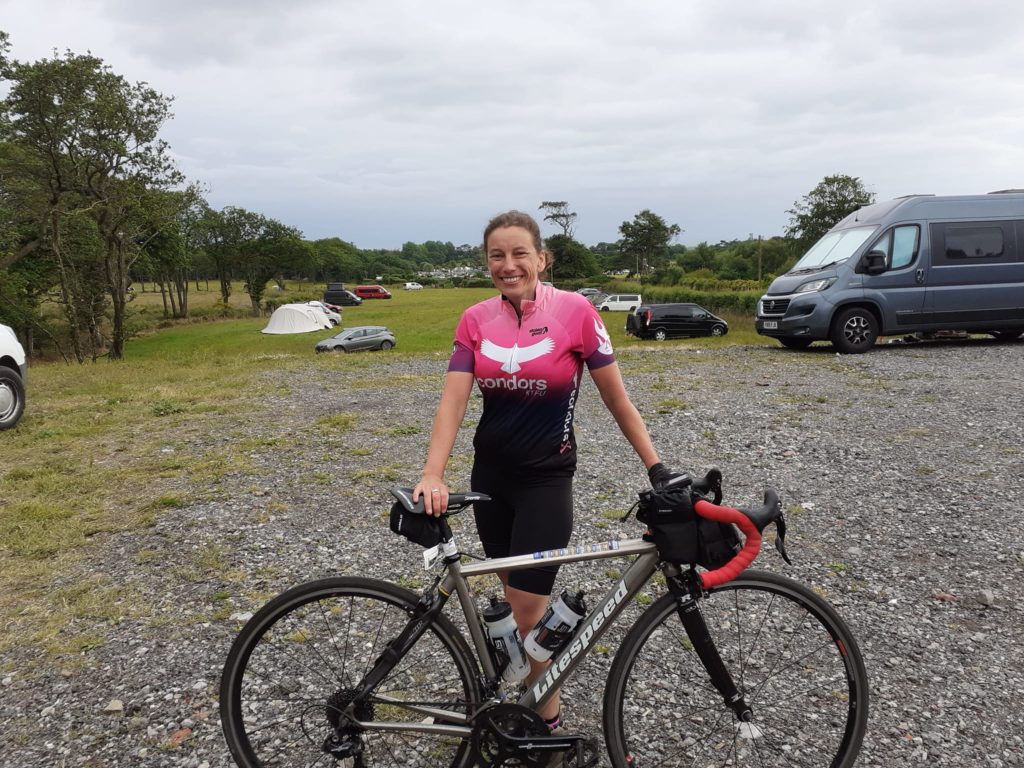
[261,303,333,334]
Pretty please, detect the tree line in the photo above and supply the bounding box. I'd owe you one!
[0,31,874,361]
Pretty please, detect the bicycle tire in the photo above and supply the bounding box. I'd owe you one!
[603,569,868,768]
[220,576,481,767]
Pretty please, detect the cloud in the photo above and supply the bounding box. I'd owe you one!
[3,0,1024,246]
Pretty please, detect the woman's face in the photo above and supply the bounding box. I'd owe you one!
[486,226,546,307]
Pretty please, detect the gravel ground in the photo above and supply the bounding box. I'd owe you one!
[2,339,1023,767]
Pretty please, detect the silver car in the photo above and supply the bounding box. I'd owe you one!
[315,326,395,353]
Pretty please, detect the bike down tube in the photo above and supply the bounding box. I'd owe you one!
[517,550,661,711]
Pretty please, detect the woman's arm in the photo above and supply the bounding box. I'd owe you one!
[415,370,474,515]
[589,362,661,470]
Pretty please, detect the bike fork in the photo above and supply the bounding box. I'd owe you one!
[667,572,753,722]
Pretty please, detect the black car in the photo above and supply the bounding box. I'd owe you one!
[323,288,363,306]
[626,303,728,340]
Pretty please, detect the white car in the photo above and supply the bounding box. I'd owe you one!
[0,323,27,430]
[404,282,423,291]
[595,293,643,312]
[305,301,342,326]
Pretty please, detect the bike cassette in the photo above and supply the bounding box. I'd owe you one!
[471,703,597,767]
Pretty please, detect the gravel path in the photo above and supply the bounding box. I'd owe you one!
[3,340,1023,767]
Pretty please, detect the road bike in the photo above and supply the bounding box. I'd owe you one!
[220,470,868,767]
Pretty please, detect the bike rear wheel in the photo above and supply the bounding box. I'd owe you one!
[603,569,868,767]
[220,576,480,767]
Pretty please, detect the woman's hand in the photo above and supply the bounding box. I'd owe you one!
[414,474,448,517]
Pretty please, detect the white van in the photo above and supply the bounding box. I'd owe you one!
[0,323,27,429]
[596,293,642,312]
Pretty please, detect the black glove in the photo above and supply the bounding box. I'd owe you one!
[648,463,687,490]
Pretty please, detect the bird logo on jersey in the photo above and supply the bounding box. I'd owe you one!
[480,337,555,374]
[594,318,613,355]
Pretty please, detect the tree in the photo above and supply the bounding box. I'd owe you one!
[618,210,681,276]
[0,41,182,359]
[786,174,875,254]
[539,201,578,238]
[544,234,599,281]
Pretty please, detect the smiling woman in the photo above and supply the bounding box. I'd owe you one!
[410,209,672,728]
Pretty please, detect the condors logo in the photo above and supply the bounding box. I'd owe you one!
[476,376,548,392]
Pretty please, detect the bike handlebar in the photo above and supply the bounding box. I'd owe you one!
[693,490,783,588]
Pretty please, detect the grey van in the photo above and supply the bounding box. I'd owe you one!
[755,192,1024,352]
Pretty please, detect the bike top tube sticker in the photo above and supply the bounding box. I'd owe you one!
[532,541,621,559]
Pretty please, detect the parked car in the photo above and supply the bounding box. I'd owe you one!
[626,303,729,340]
[323,287,362,306]
[595,293,642,312]
[404,282,423,290]
[0,323,27,429]
[355,285,392,299]
[304,301,341,326]
[576,287,600,297]
[315,326,396,353]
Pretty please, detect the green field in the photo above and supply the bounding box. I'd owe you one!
[0,285,764,657]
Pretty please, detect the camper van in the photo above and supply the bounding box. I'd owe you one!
[355,285,392,299]
[755,192,1024,352]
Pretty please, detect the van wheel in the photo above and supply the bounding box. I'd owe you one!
[0,367,26,430]
[601,306,610,312]
[778,337,813,349]
[831,308,878,353]
[710,324,727,337]
[653,328,668,341]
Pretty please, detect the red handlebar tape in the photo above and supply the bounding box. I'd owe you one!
[693,499,761,589]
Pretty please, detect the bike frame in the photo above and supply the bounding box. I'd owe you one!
[352,537,672,738]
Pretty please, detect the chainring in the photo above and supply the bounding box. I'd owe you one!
[472,703,551,767]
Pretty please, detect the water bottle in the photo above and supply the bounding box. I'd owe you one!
[482,597,531,683]
[524,590,588,662]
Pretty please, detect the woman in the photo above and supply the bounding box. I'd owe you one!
[414,210,674,736]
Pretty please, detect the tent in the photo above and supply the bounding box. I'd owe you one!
[261,303,333,334]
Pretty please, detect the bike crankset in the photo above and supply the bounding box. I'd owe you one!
[471,703,597,767]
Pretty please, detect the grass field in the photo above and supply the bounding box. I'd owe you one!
[0,283,765,658]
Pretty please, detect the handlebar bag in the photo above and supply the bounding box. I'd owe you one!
[637,488,741,569]
[389,502,443,548]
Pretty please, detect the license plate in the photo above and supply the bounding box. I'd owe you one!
[762,320,778,330]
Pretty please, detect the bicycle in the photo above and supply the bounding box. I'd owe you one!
[220,470,869,767]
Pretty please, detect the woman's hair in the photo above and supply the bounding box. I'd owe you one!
[482,210,550,273]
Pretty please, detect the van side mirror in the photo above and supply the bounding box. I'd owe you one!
[862,250,887,275]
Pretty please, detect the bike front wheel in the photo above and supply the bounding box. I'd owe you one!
[220,576,481,767]
[603,569,868,768]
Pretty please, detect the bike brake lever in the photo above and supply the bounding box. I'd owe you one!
[774,515,793,565]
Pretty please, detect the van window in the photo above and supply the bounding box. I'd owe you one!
[944,226,1004,259]
[791,227,876,271]
[891,226,919,269]
[869,225,919,270]
[932,221,1014,265]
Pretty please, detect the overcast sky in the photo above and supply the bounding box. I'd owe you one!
[2,1,1023,249]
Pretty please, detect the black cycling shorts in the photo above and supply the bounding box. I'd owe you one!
[471,460,573,596]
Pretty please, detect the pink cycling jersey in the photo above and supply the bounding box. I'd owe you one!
[448,283,616,472]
